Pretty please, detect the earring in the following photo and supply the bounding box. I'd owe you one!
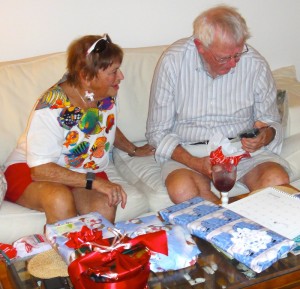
[85,91,94,102]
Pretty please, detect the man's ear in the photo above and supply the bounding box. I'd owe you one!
[194,38,205,54]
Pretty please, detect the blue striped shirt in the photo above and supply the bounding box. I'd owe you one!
[146,36,283,163]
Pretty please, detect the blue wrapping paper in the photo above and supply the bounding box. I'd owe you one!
[159,197,295,273]
[115,214,200,272]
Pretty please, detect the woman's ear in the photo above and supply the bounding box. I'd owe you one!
[79,70,91,87]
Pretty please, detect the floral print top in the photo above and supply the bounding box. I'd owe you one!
[7,84,117,173]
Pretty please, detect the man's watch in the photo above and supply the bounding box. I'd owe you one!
[86,172,96,190]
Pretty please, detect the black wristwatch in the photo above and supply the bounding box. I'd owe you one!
[86,172,96,190]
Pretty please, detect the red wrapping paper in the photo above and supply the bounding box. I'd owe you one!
[67,227,167,289]
[210,146,250,166]
[0,243,17,260]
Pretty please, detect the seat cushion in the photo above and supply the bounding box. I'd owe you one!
[113,146,174,212]
[105,162,150,221]
[0,201,46,244]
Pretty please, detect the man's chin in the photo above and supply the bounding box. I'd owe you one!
[218,68,232,75]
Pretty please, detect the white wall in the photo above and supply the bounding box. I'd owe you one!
[1,0,299,79]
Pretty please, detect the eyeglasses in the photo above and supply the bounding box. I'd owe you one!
[208,44,249,64]
[86,34,112,55]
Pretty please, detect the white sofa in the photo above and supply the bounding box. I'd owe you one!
[1,45,300,244]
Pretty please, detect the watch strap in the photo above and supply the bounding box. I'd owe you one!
[86,172,96,190]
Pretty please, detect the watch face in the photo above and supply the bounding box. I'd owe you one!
[86,172,96,180]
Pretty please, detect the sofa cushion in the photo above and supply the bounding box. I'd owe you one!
[273,66,300,137]
[116,46,167,143]
[105,162,150,220]
[0,53,67,165]
[112,142,174,212]
[0,166,7,207]
[0,201,46,244]
[280,133,300,182]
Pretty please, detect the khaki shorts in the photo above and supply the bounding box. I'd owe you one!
[161,144,292,183]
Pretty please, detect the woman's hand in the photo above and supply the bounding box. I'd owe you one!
[93,178,127,208]
[129,144,155,157]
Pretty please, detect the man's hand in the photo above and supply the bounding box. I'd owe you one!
[190,155,212,178]
[241,124,275,153]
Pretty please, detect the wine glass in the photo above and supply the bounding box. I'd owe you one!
[212,163,237,207]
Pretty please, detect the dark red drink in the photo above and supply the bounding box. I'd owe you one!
[212,163,237,193]
[213,177,235,192]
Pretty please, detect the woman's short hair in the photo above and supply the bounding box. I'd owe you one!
[193,5,251,48]
[66,35,123,86]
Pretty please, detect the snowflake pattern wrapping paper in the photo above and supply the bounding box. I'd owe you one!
[159,197,295,273]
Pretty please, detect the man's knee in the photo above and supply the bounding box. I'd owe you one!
[243,163,290,190]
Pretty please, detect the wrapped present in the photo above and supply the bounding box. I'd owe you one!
[67,228,167,289]
[159,197,295,273]
[0,243,17,262]
[45,212,114,265]
[13,234,52,259]
[115,214,200,272]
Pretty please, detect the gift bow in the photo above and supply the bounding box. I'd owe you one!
[65,226,168,256]
[67,227,168,289]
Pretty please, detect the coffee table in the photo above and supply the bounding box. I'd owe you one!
[3,239,300,289]
[2,186,300,289]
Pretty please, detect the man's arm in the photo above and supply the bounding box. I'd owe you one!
[171,145,212,178]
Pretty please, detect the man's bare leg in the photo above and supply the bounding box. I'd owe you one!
[165,168,220,204]
[240,162,290,191]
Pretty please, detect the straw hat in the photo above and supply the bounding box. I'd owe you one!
[28,249,69,279]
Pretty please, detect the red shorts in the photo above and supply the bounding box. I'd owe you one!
[4,163,108,203]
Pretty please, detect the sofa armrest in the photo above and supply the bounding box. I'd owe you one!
[280,133,300,182]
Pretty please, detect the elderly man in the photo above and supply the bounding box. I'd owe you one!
[146,5,291,204]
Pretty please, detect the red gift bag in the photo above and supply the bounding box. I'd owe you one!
[69,246,151,289]
[67,227,167,289]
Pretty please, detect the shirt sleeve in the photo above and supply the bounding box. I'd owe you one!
[27,108,64,167]
[253,64,283,154]
[146,52,182,163]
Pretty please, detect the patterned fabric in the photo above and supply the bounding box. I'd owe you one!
[146,36,283,163]
[115,214,200,272]
[159,197,295,273]
[5,84,116,173]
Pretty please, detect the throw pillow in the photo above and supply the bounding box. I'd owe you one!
[0,166,7,207]
[277,89,288,125]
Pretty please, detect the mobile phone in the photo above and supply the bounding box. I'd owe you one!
[238,128,260,139]
[41,277,72,289]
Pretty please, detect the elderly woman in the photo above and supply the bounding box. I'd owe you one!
[4,34,154,223]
